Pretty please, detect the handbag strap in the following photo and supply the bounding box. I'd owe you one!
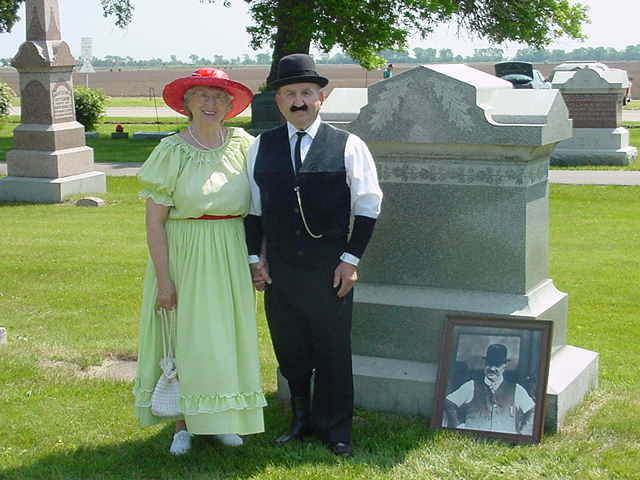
[157,307,177,360]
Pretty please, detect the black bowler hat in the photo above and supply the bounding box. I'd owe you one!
[268,53,329,90]
[484,344,508,366]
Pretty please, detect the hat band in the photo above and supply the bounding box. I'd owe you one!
[279,69,321,78]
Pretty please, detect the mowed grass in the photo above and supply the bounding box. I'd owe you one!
[0,114,639,168]
[0,117,251,164]
[0,181,639,479]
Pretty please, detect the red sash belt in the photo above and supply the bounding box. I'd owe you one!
[189,214,241,220]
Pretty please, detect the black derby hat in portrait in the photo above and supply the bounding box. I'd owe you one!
[268,53,329,90]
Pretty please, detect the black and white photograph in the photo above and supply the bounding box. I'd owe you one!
[431,315,553,444]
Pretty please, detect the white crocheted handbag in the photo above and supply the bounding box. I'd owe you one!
[151,308,182,417]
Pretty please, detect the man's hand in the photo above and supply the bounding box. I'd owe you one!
[333,261,358,297]
[156,280,177,310]
[250,259,272,291]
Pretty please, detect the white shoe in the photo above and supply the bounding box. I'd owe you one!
[213,433,243,447]
[170,430,192,455]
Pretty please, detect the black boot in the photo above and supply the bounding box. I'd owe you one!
[275,396,311,445]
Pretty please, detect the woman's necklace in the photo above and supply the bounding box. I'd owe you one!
[188,126,224,150]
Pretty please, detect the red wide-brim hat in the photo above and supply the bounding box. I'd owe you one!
[163,68,253,120]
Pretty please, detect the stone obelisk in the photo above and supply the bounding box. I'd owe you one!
[0,0,105,203]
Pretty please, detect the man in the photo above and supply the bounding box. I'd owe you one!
[244,53,382,457]
[444,343,535,435]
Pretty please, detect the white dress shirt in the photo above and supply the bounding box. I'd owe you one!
[247,115,383,266]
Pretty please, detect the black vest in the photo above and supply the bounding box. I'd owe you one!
[254,122,350,267]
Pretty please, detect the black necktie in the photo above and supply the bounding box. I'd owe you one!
[294,131,306,174]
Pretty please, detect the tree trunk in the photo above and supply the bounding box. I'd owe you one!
[266,0,312,86]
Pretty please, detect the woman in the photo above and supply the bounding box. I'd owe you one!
[133,68,266,455]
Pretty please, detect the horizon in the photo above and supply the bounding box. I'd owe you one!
[0,0,638,63]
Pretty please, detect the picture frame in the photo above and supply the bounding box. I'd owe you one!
[430,314,553,445]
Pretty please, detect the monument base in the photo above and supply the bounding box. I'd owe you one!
[276,346,598,432]
[7,146,95,178]
[276,279,598,431]
[0,171,106,203]
[551,127,638,166]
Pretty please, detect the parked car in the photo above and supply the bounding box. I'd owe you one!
[494,61,551,89]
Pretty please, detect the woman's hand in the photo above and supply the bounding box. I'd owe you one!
[250,259,272,292]
[157,280,177,310]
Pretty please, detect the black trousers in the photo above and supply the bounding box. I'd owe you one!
[265,260,354,444]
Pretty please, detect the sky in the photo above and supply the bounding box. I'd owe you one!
[0,0,638,62]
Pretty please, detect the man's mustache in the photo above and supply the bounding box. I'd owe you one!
[290,104,308,112]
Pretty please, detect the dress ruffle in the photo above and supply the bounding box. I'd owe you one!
[134,384,267,414]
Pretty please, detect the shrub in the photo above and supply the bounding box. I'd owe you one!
[74,86,107,131]
[0,82,16,122]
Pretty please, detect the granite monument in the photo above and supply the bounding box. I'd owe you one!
[278,64,599,432]
[0,0,106,203]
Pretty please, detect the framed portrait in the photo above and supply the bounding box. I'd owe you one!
[430,315,553,445]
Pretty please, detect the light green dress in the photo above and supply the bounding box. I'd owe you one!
[133,128,266,435]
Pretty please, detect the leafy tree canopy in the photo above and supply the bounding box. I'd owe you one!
[1,0,589,79]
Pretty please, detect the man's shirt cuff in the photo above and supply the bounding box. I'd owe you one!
[248,255,260,264]
[340,252,360,266]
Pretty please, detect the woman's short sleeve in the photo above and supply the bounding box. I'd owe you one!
[137,139,182,206]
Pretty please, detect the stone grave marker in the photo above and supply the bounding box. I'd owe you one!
[320,88,368,123]
[276,64,599,432]
[551,63,637,166]
[0,0,106,203]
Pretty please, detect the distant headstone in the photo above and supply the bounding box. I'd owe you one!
[333,64,596,431]
[78,37,95,74]
[320,88,367,123]
[0,0,106,203]
[249,90,283,135]
[551,64,637,166]
[132,131,175,140]
[75,196,105,207]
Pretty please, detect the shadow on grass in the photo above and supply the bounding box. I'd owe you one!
[2,393,439,480]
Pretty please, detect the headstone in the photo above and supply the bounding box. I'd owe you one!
[292,64,596,431]
[249,90,283,135]
[132,131,176,140]
[551,64,637,166]
[0,0,106,203]
[75,196,104,207]
[320,88,367,123]
[78,37,95,74]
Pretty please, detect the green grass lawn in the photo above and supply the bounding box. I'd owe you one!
[0,181,638,479]
[0,115,639,169]
[11,97,169,108]
[0,117,251,164]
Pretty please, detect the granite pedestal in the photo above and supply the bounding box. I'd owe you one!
[0,0,105,204]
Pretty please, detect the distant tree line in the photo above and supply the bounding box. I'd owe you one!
[2,44,640,69]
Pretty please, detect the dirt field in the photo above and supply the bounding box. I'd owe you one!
[1,62,639,98]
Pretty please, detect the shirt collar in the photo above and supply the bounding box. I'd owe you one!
[484,375,504,392]
[287,115,322,142]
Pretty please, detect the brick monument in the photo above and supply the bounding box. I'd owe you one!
[0,0,105,203]
[551,63,637,166]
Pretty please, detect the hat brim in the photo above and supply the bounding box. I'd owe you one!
[268,75,329,90]
[163,76,253,119]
